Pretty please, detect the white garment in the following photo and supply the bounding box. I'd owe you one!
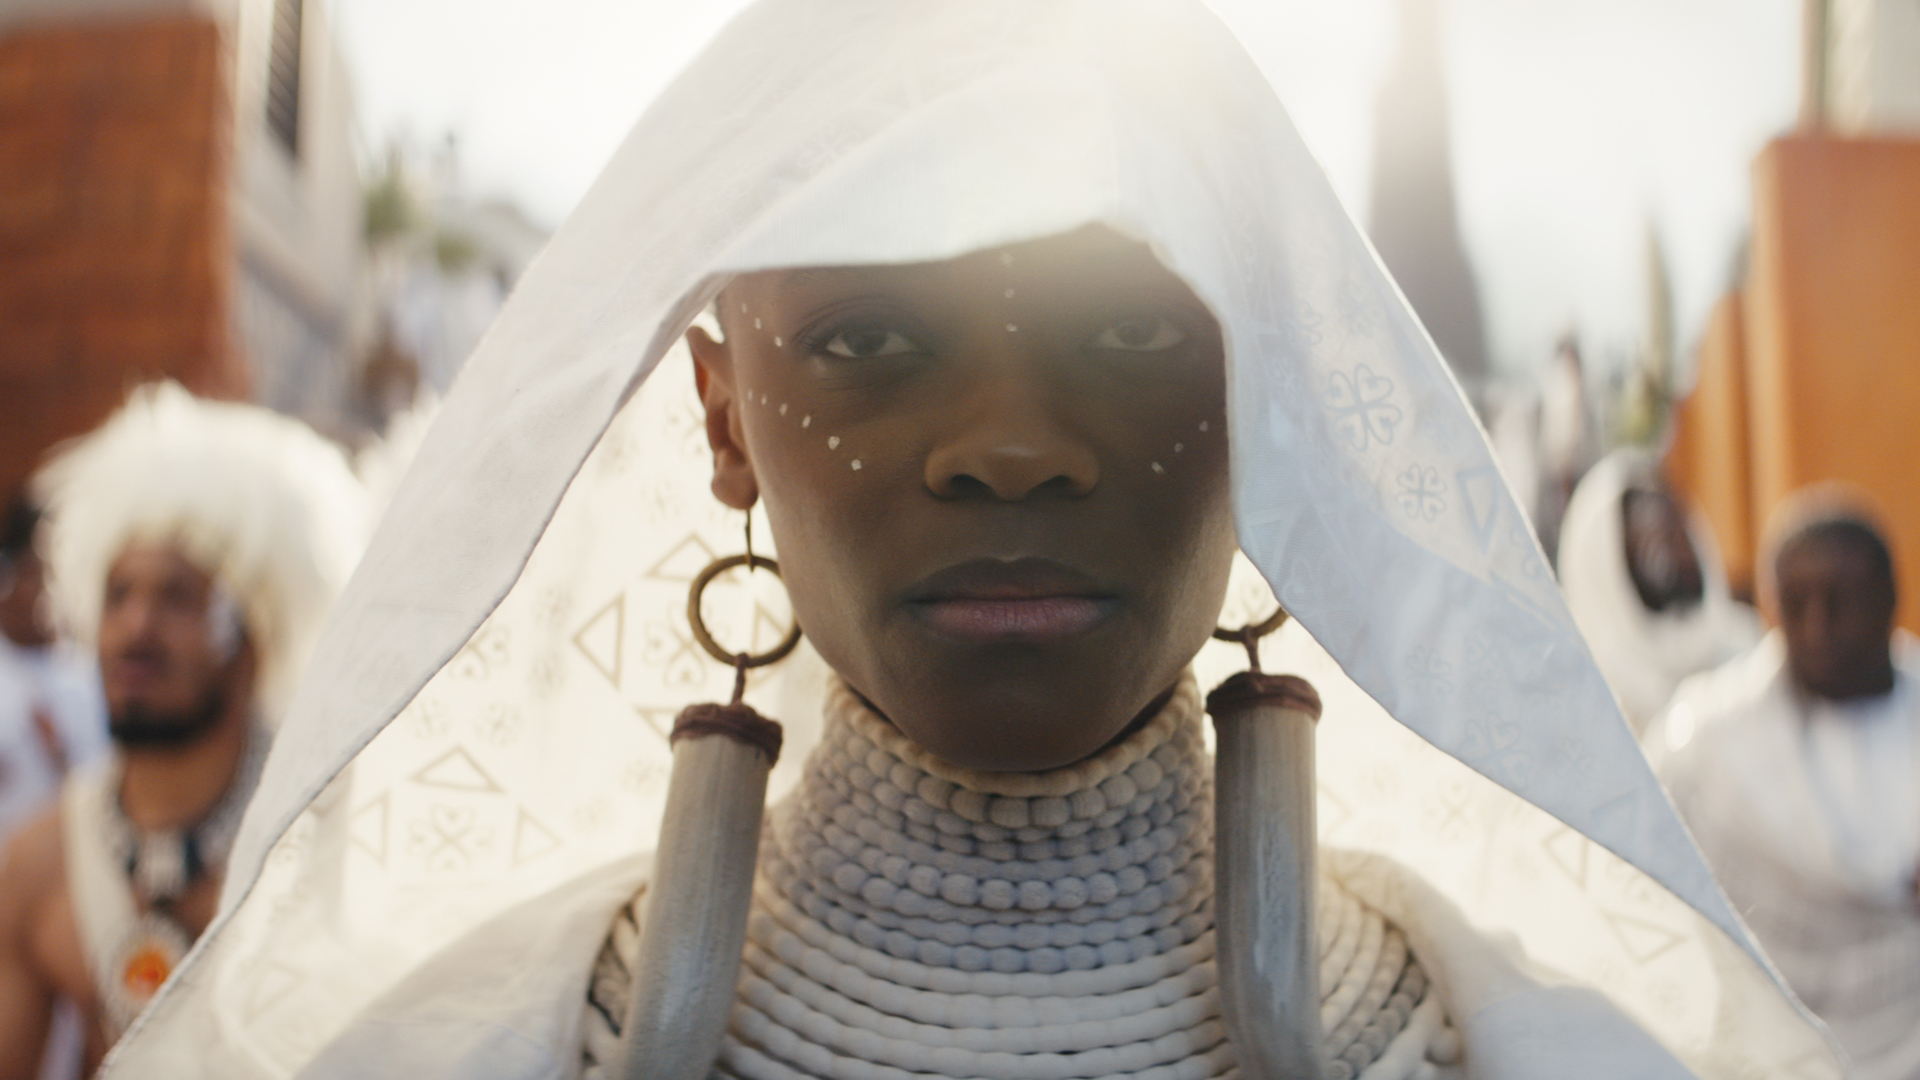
[102,1,1835,1076]
[1557,450,1757,734]
[1660,632,1920,1080]
[0,636,105,840]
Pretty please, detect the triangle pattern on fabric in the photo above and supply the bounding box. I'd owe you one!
[512,808,562,866]
[409,747,505,794]
[1602,910,1687,965]
[1543,825,1590,889]
[349,791,390,865]
[752,600,793,654]
[573,593,626,689]
[1588,789,1643,847]
[644,533,720,583]
[242,961,304,1023]
[633,705,677,744]
[1454,465,1502,552]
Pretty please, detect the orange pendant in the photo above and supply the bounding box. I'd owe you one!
[121,941,174,998]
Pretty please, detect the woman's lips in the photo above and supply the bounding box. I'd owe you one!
[906,558,1117,642]
[915,596,1114,640]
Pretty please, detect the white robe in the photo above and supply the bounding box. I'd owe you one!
[1659,632,1920,1080]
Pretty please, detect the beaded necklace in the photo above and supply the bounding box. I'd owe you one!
[584,678,1456,1079]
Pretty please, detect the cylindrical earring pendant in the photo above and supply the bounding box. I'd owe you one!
[617,703,782,1080]
[1209,671,1326,1080]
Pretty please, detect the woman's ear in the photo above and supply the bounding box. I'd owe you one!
[689,325,760,510]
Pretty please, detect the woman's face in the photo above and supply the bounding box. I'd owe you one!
[691,226,1236,771]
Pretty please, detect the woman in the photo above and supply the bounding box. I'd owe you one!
[103,2,1833,1077]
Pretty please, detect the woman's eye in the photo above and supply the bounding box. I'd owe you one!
[822,327,918,358]
[1091,317,1186,352]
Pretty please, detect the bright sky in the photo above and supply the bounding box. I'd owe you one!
[331,0,1800,379]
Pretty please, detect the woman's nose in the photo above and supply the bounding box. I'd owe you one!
[922,350,1098,502]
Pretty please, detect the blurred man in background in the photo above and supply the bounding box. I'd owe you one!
[1558,449,1758,734]
[1659,493,1920,1080]
[0,386,367,1078]
[0,499,107,843]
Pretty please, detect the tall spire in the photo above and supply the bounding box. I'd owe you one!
[1368,0,1490,395]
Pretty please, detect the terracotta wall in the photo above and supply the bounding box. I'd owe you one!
[1667,292,1756,598]
[0,14,245,505]
[1670,134,1920,630]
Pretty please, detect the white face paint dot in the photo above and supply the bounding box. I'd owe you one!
[779,403,788,416]
[1151,461,1165,474]
[1174,443,1184,454]
[1004,288,1015,299]
[760,394,768,405]
[754,317,762,330]
[828,436,840,449]
[774,336,783,347]
[850,459,862,471]
[802,415,812,428]
[740,302,748,313]
[1199,421,1210,432]
[1006,324,1018,333]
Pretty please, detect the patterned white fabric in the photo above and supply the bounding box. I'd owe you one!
[104,1,1835,1076]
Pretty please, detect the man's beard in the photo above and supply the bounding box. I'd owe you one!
[109,681,229,749]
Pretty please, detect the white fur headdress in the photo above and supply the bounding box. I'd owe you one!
[34,383,370,723]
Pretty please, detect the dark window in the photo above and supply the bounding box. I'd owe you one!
[266,0,303,157]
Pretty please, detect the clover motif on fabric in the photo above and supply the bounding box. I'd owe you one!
[1335,274,1386,338]
[1395,464,1447,521]
[473,704,525,748]
[449,624,510,681]
[1324,365,1402,450]
[1403,648,1455,699]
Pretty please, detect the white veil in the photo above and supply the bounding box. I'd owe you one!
[106,2,1837,1076]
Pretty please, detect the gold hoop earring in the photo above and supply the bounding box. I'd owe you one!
[627,513,794,1079]
[686,515,803,702]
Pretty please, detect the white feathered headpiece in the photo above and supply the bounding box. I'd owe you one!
[34,383,370,723]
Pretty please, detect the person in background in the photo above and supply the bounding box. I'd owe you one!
[1658,491,1920,1080]
[1557,449,1757,735]
[0,499,107,842]
[0,386,368,1078]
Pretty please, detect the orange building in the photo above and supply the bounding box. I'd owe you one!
[0,0,361,504]
[1669,134,1920,631]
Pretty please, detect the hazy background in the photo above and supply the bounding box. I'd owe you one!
[331,0,1801,379]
